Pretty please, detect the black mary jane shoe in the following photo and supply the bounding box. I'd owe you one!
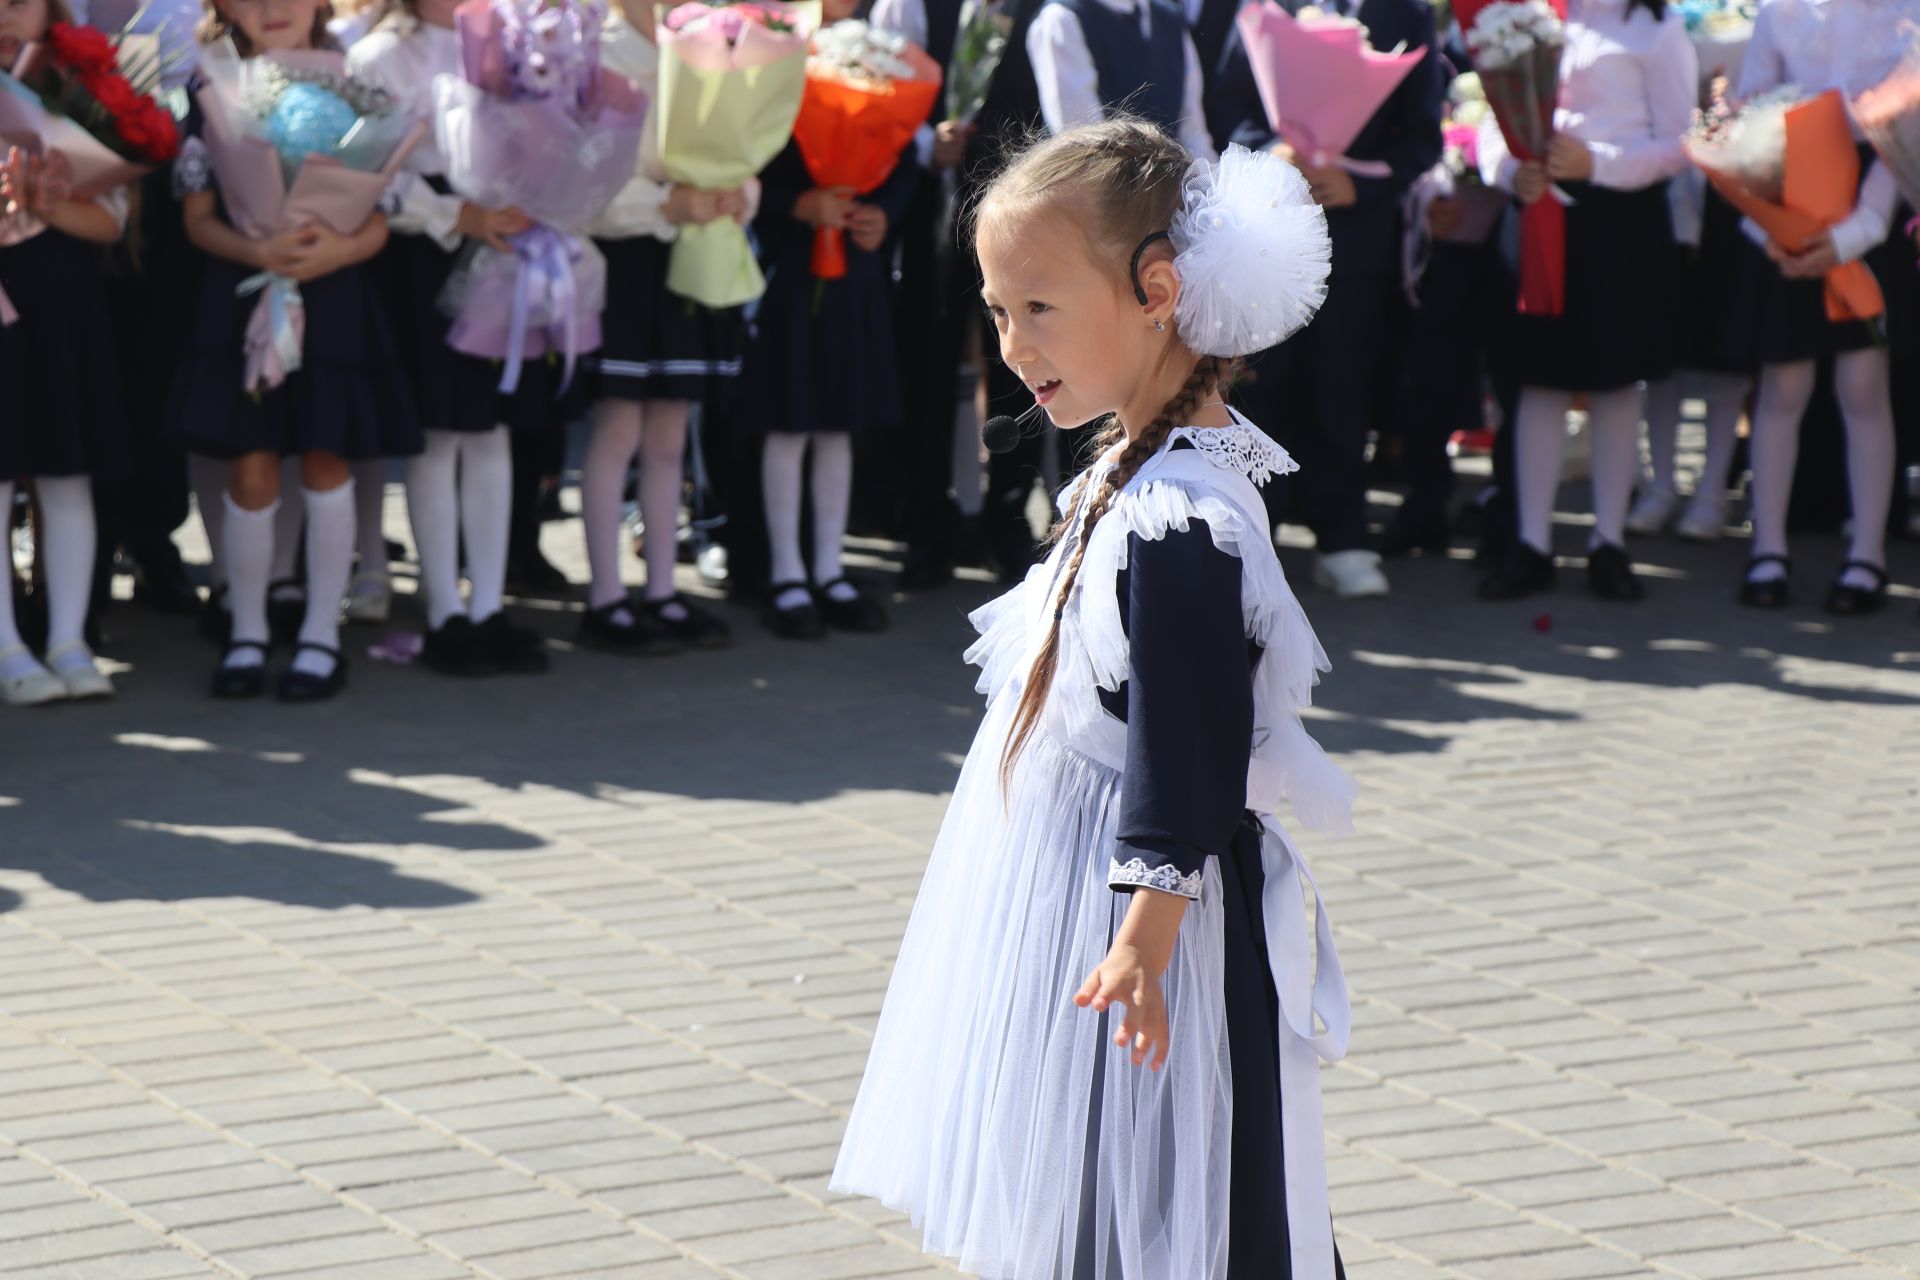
[277,643,348,703]
[478,611,552,674]
[639,594,730,649]
[578,599,682,656]
[815,578,890,633]
[1586,542,1646,603]
[210,640,270,700]
[421,615,497,677]
[1737,554,1791,609]
[1824,560,1889,616]
[763,582,827,640]
[267,578,307,645]
[1477,542,1556,602]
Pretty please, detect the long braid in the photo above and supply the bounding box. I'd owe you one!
[998,354,1232,787]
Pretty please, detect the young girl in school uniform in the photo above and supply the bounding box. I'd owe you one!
[347,0,555,676]
[169,0,420,701]
[744,0,915,640]
[1476,0,1697,603]
[575,0,742,655]
[1724,0,1914,614]
[0,0,124,706]
[832,120,1356,1280]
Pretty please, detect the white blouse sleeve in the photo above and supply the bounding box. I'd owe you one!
[1026,4,1106,134]
[1732,2,1784,103]
[1829,161,1898,264]
[1587,18,1696,191]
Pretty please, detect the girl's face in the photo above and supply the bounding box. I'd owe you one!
[978,208,1175,432]
[0,0,51,70]
[822,0,859,21]
[218,0,322,51]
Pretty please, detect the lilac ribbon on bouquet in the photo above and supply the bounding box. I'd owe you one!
[236,271,305,394]
[498,224,581,396]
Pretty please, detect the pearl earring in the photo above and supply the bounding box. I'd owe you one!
[1153,319,1165,332]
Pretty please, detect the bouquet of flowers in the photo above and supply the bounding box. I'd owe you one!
[432,0,649,393]
[1457,0,1567,314]
[1853,28,1920,213]
[195,39,424,392]
[1234,0,1427,176]
[792,19,939,279]
[1686,86,1881,321]
[657,0,811,307]
[0,17,180,201]
[944,0,1009,124]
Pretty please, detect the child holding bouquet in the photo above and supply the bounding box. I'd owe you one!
[169,0,421,702]
[1475,0,1697,603]
[745,7,918,640]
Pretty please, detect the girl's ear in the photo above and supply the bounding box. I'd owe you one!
[1136,256,1180,331]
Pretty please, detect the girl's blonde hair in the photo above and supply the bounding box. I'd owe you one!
[972,118,1241,786]
[197,0,338,53]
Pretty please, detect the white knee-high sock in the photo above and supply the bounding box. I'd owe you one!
[583,401,642,613]
[1514,388,1576,556]
[270,458,304,591]
[638,401,690,603]
[1586,387,1643,549]
[190,454,229,590]
[763,432,809,598]
[1697,372,1749,498]
[35,476,96,654]
[810,432,855,595]
[1834,347,1896,582]
[406,430,465,629]
[0,482,41,681]
[460,426,513,623]
[351,458,389,579]
[223,493,277,667]
[293,479,354,677]
[1641,377,1681,495]
[1748,359,1818,574]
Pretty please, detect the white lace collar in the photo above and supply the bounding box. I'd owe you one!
[1165,415,1299,487]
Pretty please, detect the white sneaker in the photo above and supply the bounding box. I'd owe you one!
[2,645,68,706]
[1626,486,1679,536]
[1314,549,1390,598]
[1676,494,1726,542]
[45,641,113,700]
[345,573,393,624]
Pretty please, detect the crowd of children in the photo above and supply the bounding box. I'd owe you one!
[5,0,1920,709]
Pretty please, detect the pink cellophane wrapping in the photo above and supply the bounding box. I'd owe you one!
[1234,0,1426,173]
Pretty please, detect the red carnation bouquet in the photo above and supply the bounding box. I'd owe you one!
[0,19,180,199]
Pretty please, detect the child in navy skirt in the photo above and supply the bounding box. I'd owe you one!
[742,134,916,639]
[1477,0,1696,603]
[169,0,420,702]
[0,38,126,706]
[577,1,743,656]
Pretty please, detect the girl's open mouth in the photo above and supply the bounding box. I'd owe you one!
[1034,379,1061,406]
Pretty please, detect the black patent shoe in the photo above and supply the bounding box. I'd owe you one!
[639,594,730,649]
[277,643,347,702]
[1824,560,1888,616]
[211,640,269,699]
[1376,514,1452,559]
[478,611,551,673]
[763,582,827,640]
[1738,555,1791,609]
[267,578,306,645]
[421,615,496,677]
[578,599,682,656]
[1477,542,1556,601]
[815,578,889,633]
[1586,542,1646,603]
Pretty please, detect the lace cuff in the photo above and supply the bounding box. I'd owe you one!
[1108,856,1204,900]
[171,136,211,198]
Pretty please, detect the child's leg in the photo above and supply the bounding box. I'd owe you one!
[1640,376,1681,497]
[810,431,856,601]
[291,453,354,678]
[762,432,810,609]
[1746,359,1819,580]
[1585,386,1642,550]
[583,400,642,615]
[35,476,98,662]
[406,430,466,629]
[459,425,514,623]
[637,400,691,605]
[223,451,282,669]
[189,454,230,590]
[1833,346,1896,586]
[0,481,48,683]
[1513,387,1576,556]
[1696,372,1749,497]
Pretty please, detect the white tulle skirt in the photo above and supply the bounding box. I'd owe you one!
[830,697,1235,1280]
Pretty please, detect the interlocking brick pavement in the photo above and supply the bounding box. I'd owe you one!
[2,476,1918,1279]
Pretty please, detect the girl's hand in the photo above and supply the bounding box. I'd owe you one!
[1074,943,1172,1071]
[1772,231,1838,279]
[1513,159,1549,206]
[793,185,855,229]
[1545,133,1594,182]
[281,223,359,282]
[258,224,319,275]
[847,203,887,252]
[662,184,724,225]
[457,201,530,252]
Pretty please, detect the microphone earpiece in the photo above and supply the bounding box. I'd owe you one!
[981,401,1048,455]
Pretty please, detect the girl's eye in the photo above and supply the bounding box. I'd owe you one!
[1026,302,1051,316]
[983,304,1006,324]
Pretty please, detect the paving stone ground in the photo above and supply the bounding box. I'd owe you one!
[3,457,1920,1280]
